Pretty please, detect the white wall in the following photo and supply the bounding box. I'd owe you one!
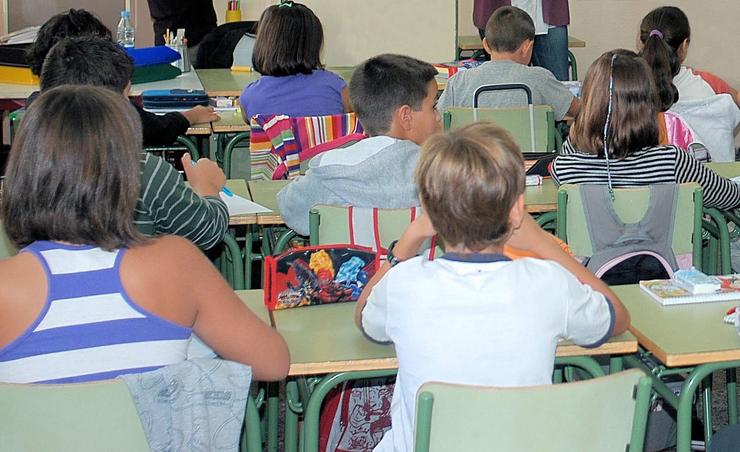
[457,0,739,87]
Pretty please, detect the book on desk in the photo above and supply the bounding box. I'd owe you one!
[640,274,740,306]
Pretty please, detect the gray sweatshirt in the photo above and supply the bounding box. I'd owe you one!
[277,136,420,235]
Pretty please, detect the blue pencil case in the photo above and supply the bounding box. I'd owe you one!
[124,46,180,67]
[142,89,209,108]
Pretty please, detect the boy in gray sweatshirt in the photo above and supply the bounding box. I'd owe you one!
[276,54,442,235]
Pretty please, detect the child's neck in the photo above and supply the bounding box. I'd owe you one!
[445,244,505,255]
[490,51,529,66]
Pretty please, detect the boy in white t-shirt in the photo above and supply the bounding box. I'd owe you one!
[355,122,630,452]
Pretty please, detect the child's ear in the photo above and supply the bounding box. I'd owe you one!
[520,39,534,64]
[123,82,132,97]
[508,194,525,231]
[395,104,414,132]
[678,39,690,62]
[482,38,492,55]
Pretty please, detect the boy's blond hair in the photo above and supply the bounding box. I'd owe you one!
[415,122,525,251]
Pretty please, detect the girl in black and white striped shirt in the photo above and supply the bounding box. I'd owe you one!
[551,51,740,211]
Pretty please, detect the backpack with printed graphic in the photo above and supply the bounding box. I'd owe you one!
[557,183,702,285]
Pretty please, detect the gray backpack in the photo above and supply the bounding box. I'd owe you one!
[578,184,679,285]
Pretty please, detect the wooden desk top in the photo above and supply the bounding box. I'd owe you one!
[236,290,271,325]
[196,67,356,98]
[525,178,558,213]
[457,35,585,51]
[212,109,249,133]
[271,300,636,376]
[248,179,289,225]
[613,285,740,367]
[224,178,259,225]
[705,162,740,179]
[246,177,557,227]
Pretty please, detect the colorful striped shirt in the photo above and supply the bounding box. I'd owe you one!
[552,140,740,210]
[135,152,228,250]
[0,241,191,384]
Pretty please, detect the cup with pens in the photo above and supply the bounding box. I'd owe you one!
[164,29,189,72]
[226,0,242,23]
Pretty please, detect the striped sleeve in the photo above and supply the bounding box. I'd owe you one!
[135,153,228,250]
[673,149,740,210]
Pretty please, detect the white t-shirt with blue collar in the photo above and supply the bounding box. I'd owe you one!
[362,252,614,452]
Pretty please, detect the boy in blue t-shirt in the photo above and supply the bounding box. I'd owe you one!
[356,122,630,452]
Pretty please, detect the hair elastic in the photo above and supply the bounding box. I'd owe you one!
[602,54,618,200]
[279,0,294,7]
[649,29,664,39]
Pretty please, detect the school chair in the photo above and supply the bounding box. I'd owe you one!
[224,112,365,180]
[567,50,578,81]
[413,369,652,452]
[556,183,704,279]
[0,221,17,259]
[144,135,201,160]
[443,84,562,157]
[0,378,263,452]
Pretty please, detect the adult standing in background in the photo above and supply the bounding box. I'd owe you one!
[147,0,217,61]
[473,0,570,81]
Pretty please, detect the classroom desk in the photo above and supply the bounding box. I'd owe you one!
[706,161,740,179]
[271,298,636,452]
[196,67,357,98]
[212,109,249,133]
[614,284,740,452]
[457,34,586,54]
[224,178,261,225]
[246,178,558,228]
[236,290,270,325]
[247,179,289,225]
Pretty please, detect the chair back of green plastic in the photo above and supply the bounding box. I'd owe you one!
[443,105,557,154]
[309,205,423,250]
[0,222,18,259]
[556,183,703,270]
[414,369,652,452]
[0,379,151,451]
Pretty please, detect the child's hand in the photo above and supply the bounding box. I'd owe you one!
[407,212,436,241]
[393,212,436,261]
[183,105,220,125]
[181,154,226,197]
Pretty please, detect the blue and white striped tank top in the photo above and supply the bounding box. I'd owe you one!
[0,241,192,384]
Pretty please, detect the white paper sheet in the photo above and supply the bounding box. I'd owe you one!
[219,192,272,215]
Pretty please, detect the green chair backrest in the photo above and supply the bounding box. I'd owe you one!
[309,205,424,250]
[0,222,18,259]
[414,369,652,452]
[443,105,558,154]
[0,379,151,451]
[556,183,703,270]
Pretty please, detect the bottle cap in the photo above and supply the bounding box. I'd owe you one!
[121,11,130,17]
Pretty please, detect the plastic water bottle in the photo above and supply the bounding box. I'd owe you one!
[116,11,135,48]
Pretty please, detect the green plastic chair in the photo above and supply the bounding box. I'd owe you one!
[0,379,263,452]
[309,205,425,249]
[443,105,561,156]
[413,369,652,452]
[143,135,201,160]
[0,222,18,259]
[0,379,150,451]
[556,183,704,273]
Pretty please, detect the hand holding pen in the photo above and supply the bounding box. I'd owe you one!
[181,154,228,198]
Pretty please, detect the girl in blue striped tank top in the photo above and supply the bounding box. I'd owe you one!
[0,86,289,384]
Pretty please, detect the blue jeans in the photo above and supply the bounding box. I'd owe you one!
[477,25,570,81]
[532,25,570,81]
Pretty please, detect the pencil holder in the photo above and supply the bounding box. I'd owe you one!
[225,10,242,23]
